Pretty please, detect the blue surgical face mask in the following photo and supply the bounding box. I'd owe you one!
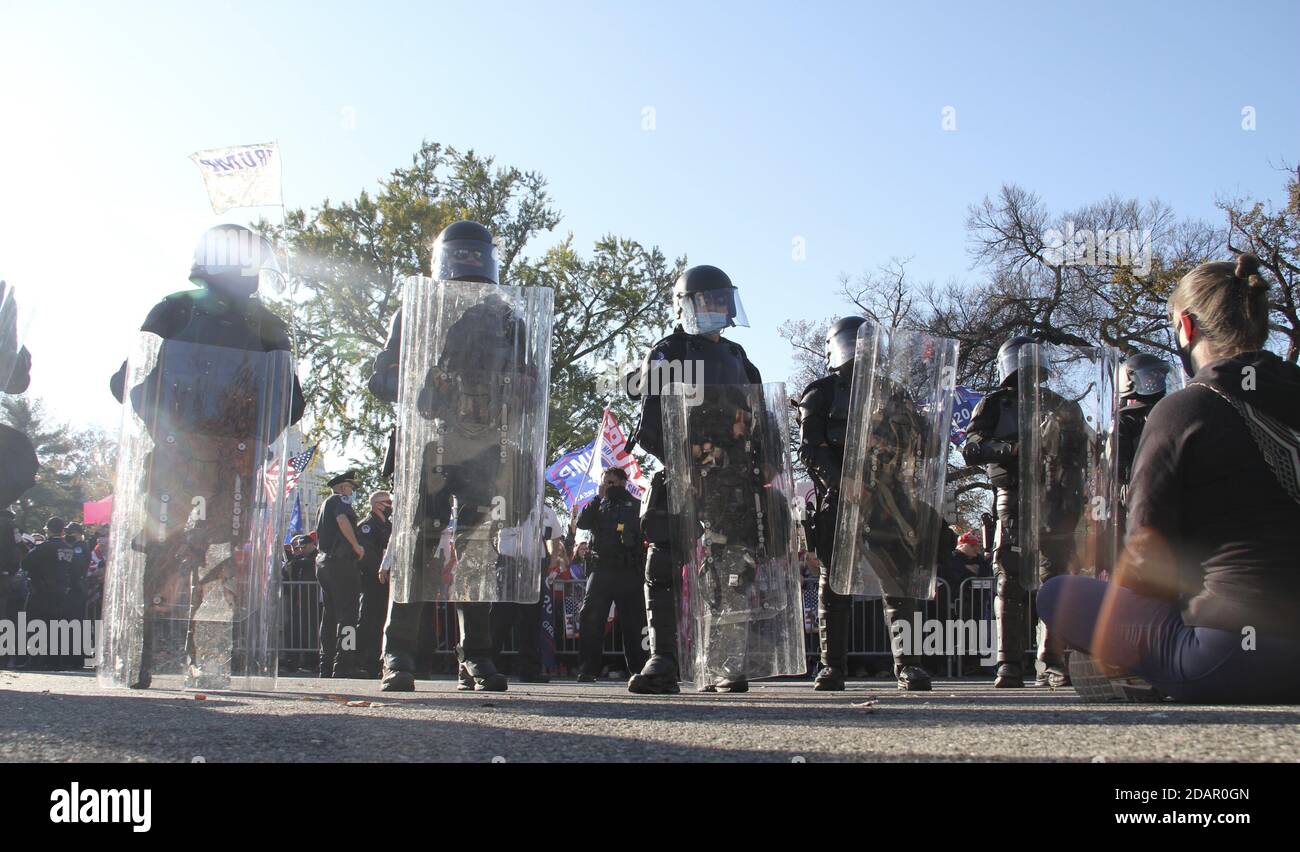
[693,309,729,334]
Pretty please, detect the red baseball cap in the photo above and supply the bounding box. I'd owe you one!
[958,531,982,547]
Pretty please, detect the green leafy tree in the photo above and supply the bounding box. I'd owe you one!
[2,397,115,532]
[267,141,680,496]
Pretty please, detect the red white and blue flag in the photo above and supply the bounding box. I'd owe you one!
[545,409,649,512]
[263,443,319,503]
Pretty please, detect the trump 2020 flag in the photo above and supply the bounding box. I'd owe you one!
[950,386,984,445]
[283,494,304,546]
[545,409,650,513]
[190,142,283,214]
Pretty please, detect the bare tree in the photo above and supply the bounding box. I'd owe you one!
[1221,163,1300,362]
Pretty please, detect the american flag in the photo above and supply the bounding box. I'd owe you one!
[263,443,319,503]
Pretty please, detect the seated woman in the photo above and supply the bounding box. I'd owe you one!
[1038,253,1300,703]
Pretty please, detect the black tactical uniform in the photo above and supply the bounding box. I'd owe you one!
[369,220,526,693]
[489,505,560,682]
[0,510,23,668]
[627,264,763,695]
[962,336,1085,687]
[575,483,649,680]
[61,525,92,669]
[109,224,305,689]
[22,525,75,671]
[315,480,363,678]
[797,316,934,692]
[1116,353,1171,514]
[355,507,392,678]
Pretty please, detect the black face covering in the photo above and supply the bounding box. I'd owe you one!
[1174,319,1197,378]
[1176,340,1196,378]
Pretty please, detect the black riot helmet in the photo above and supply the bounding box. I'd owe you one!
[996,334,1041,386]
[1119,352,1171,400]
[825,316,867,372]
[190,224,280,298]
[432,220,500,285]
[672,265,749,336]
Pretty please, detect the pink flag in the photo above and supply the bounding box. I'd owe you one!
[83,495,114,526]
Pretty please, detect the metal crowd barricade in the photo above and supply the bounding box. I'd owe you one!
[249,575,1050,678]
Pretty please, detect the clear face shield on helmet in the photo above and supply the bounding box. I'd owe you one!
[433,238,500,285]
[194,228,284,297]
[676,287,749,336]
[1121,361,1171,398]
[826,326,861,372]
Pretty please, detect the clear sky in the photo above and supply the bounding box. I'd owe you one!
[1,0,1296,436]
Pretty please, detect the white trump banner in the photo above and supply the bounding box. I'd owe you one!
[189,142,283,214]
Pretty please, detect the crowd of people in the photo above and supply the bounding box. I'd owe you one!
[0,516,105,670]
[4,217,1297,706]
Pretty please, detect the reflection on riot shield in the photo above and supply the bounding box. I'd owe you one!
[388,276,553,604]
[98,335,295,690]
[0,282,38,507]
[0,280,32,395]
[830,322,959,600]
[1018,343,1119,589]
[661,382,805,689]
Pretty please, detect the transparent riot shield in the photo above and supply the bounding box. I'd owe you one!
[98,335,296,690]
[1018,343,1120,589]
[661,382,806,689]
[0,281,38,507]
[388,276,553,604]
[0,280,32,395]
[830,322,959,599]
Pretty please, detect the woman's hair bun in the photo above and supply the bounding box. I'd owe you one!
[1234,252,1264,286]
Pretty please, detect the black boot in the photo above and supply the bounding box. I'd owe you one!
[994,573,1026,688]
[884,597,931,691]
[130,618,154,690]
[814,572,849,691]
[1037,631,1071,688]
[458,658,507,691]
[629,552,681,695]
[457,604,506,691]
[895,664,932,691]
[814,667,846,690]
[333,650,365,680]
[629,653,681,694]
[381,665,415,692]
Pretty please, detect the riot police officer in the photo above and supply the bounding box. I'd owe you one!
[1,283,35,669]
[1116,353,1171,504]
[963,335,1082,688]
[797,316,934,691]
[369,220,522,693]
[626,264,763,695]
[575,467,649,681]
[355,490,393,678]
[21,517,75,670]
[108,224,305,689]
[61,523,92,668]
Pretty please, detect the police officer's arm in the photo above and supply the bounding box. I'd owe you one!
[576,501,600,531]
[5,346,31,395]
[258,309,307,426]
[961,394,1014,465]
[626,344,669,460]
[110,298,190,403]
[336,511,363,558]
[797,383,842,497]
[367,309,403,404]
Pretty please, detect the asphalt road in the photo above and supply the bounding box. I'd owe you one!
[2,670,1298,762]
